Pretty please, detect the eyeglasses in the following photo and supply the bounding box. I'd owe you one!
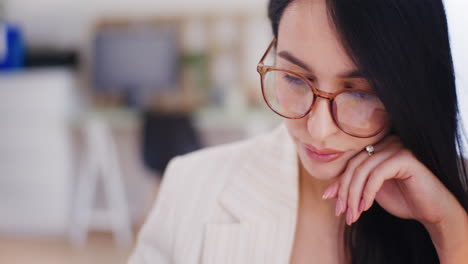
[257,39,389,138]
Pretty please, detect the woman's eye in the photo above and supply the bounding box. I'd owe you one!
[347,91,376,102]
[283,74,306,85]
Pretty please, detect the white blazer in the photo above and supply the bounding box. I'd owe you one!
[128,124,300,264]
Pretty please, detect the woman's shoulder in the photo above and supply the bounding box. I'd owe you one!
[156,123,289,209]
[129,124,293,263]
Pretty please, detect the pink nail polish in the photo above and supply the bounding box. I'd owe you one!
[340,200,346,215]
[322,188,332,199]
[358,199,366,212]
[346,209,353,225]
[335,199,342,216]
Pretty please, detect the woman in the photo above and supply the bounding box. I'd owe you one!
[129,0,468,263]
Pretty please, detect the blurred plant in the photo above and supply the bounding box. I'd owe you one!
[181,51,211,104]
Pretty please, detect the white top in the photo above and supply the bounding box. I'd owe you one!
[128,124,301,264]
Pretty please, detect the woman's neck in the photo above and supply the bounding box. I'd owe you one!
[298,162,336,203]
[298,161,346,224]
[296,161,348,263]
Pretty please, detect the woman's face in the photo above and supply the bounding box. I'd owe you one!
[278,0,390,180]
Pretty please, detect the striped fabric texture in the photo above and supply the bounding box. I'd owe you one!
[128,124,300,264]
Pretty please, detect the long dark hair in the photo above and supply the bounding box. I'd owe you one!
[268,0,468,263]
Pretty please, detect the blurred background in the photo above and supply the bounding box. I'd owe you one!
[0,0,466,263]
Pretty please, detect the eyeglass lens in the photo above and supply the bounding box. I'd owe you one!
[262,70,387,137]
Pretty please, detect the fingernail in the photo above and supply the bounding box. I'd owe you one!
[335,199,343,216]
[339,200,346,215]
[346,209,353,226]
[322,187,332,199]
[358,198,366,213]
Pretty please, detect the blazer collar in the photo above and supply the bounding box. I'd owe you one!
[202,124,299,263]
[219,123,299,222]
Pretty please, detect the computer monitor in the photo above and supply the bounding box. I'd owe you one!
[92,22,180,108]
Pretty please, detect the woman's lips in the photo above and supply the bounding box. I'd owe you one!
[303,144,345,162]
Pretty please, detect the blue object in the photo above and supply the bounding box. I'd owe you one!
[0,23,25,71]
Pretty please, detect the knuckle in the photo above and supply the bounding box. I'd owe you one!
[370,165,383,177]
[340,172,352,187]
[401,149,414,158]
[362,189,373,201]
[394,149,413,162]
[354,165,365,176]
[384,135,402,149]
[348,180,360,196]
[338,186,348,200]
[348,157,362,168]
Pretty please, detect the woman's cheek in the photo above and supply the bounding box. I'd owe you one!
[276,86,295,113]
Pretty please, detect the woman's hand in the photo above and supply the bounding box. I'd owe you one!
[322,135,461,227]
[321,135,468,263]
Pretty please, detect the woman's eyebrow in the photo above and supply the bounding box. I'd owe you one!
[278,50,312,72]
[278,50,364,79]
[338,69,364,79]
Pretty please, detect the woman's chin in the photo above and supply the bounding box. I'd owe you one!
[299,155,346,181]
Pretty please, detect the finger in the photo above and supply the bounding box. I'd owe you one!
[336,135,400,218]
[361,150,411,212]
[349,138,402,221]
[325,136,399,201]
[342,136,400,224]
[322,180,340,200]
[348,146,399,224]
[336,153,369,216]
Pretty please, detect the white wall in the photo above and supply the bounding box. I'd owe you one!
[445,0,468,155]
[5,0,269,49]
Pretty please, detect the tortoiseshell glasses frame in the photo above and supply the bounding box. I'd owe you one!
[256,39,389,138]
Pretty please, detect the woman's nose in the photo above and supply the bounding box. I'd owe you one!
[306,97,340,139]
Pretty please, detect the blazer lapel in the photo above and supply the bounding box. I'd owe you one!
[202,124,299,264]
